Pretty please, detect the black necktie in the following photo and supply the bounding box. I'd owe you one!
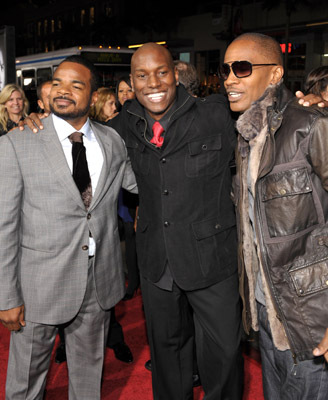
[69,131,92,209]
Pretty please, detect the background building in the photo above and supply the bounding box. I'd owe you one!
[1,0,328,94]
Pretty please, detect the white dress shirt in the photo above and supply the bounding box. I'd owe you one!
[52,114,104,255]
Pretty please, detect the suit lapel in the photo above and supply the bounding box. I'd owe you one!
[89,122,113,212]
[40,117,86,210]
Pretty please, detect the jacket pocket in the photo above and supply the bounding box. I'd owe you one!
[192,216,237,276]
[185,135,221,178]
[289,256,328,296]
[261,167,319,238]
[126,139,150,176]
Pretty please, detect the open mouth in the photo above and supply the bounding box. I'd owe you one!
[146,92,165,103]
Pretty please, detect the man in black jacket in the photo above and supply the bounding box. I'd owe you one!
[110,42,243,400]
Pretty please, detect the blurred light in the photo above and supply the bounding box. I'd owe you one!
[128,41,166,49]
[306,21,328,27]
[108,46,112,49]
[23,78,32,86]
[117,46,121,49]
[99,45,103,49]
[16,70,22,77]
[78,46,82,50]
[280,43,292,53]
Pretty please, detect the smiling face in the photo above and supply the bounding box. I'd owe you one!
[130,43,179,120]
[118,80,135,106]
[49,61,97,128]
[224,39,283,113]
[5,90,24,120]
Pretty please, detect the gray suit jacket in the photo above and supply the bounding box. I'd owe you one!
[0,116,137,325]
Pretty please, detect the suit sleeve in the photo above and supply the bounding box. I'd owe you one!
[0,135,24,310]
[122,150,138,194]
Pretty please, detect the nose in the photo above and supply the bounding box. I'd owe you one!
[224,66,239,86]
[147,73,160,88]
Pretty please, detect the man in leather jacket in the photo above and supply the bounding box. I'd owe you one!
[222,32,328,399]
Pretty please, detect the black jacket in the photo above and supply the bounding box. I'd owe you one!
[110,85,237,290]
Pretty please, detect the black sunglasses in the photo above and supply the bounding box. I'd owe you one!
[219,61,277,80]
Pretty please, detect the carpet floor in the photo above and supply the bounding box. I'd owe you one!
[0,288,264,399]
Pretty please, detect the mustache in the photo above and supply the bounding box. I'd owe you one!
[53,96,76,105]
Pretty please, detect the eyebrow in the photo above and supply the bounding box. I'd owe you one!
[53,77,86,86]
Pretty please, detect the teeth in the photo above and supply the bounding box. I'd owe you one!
[147,92,165,101]
[229,92,242,98]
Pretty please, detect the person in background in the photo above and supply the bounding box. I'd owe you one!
[221,32,328,399]
[37,80,52,114]
[173,60,200,97]
[0,83,29,136]
[304,65,328,101]
[116,75,135,112]
[89,87,118,122]
[113,76,140,301]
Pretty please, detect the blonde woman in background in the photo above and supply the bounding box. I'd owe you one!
[0,84,29,136]
[89,87,117,122]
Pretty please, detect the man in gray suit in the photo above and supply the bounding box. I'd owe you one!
[0,55,137,399]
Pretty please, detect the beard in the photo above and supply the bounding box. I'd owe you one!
[50,95,92,120]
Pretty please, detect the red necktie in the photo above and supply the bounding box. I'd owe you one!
[150,121,164,148]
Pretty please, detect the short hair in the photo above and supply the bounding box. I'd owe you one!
[304,66,328,96]
[89,87,116,122]
[0,83,29,131]
[59,55,99,92]
[232,32,283,65]
[174,60,199,96]
[37,80,52,101]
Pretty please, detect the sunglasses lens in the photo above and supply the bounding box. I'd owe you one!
[219,64,231,80]
[233,61,252,78]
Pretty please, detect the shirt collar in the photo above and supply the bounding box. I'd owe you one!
[52,114,92,142]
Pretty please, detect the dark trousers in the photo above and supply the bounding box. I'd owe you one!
[122,220,139,296]
[257,302,328,400]
[141,272,243,400]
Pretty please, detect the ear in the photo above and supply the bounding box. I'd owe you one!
[129,73,135,91]
[37,99,44,110]
[91,91,98,107]
[270,65,284,85]
[174,66,179,86]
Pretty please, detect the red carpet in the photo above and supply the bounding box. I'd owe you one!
[0,290,264,399]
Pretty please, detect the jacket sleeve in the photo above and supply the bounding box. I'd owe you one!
[0,135,24,310]
[309,116,328,192]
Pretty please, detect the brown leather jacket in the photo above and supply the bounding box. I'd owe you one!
[236,83,328,361]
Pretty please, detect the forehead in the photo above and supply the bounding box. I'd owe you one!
[10,90,22,98]
[53,61,91,82]
[119,81,130,89]
[224,40,264,63]
[132,47,171,71]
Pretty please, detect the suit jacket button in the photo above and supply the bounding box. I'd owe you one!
[163,189,169,195]
[87,213,91,219]
[82,245,89,251]
[164,221,170,227]
[161,158,166,163]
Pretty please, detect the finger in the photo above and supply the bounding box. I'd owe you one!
[295,91,304,98]
[19,308,26,327]
[313,329,328,357]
